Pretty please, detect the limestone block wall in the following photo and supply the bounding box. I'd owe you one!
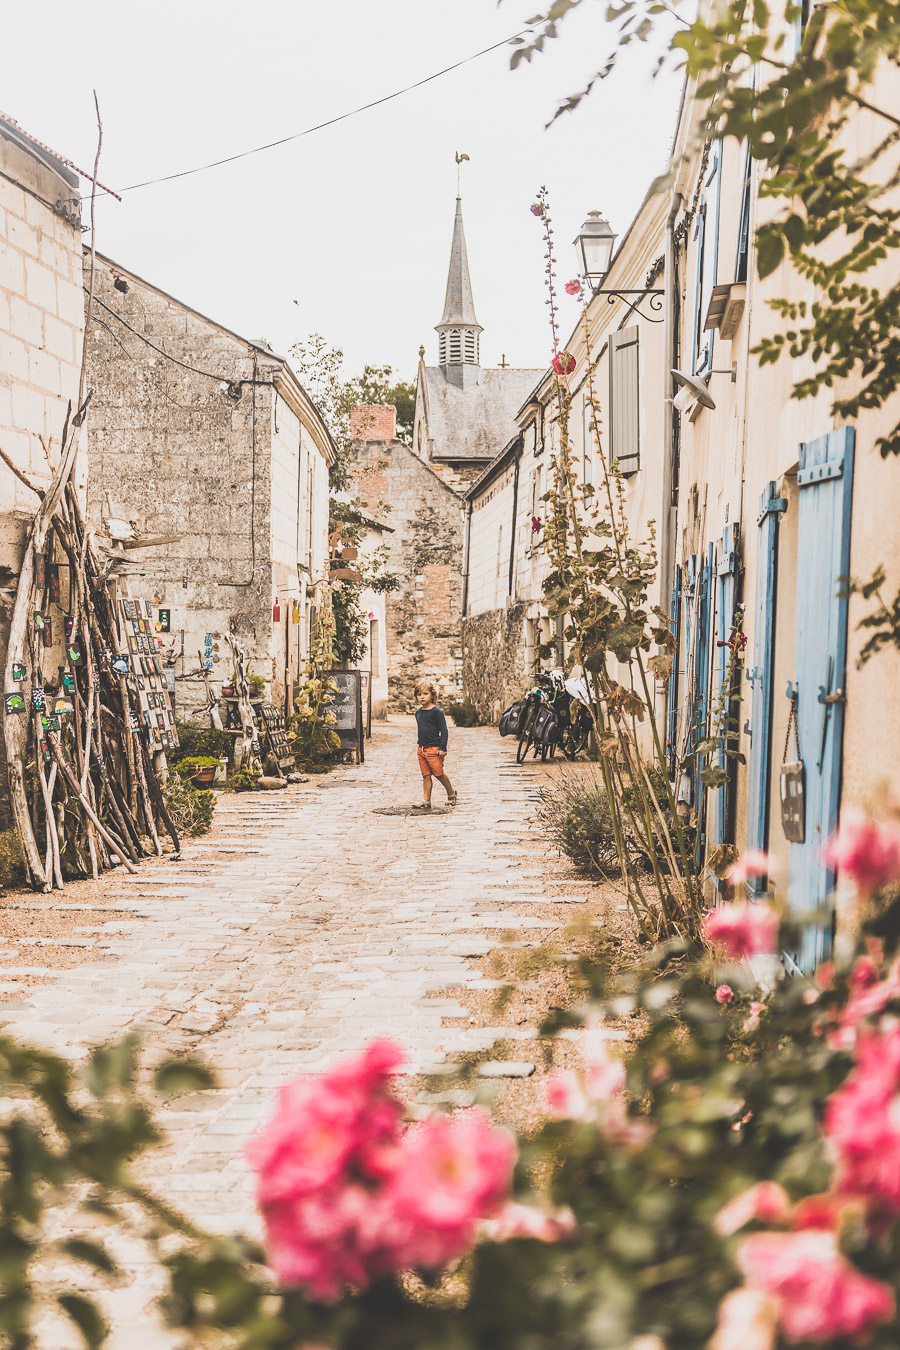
[84,255,282,718]
[348,426,464,712]
[0,126,86,820]
[461,603,528,723]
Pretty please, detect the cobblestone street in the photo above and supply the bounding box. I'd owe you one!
[0,720,621,1341]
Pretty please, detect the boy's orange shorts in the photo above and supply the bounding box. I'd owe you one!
[417,746,445,778]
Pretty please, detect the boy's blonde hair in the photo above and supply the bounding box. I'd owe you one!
[414,679,439,701]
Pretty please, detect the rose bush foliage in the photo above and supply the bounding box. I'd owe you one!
[8,819,900,1348]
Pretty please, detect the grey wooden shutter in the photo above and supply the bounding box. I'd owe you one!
[609,326,640,476]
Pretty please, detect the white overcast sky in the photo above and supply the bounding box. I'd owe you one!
[1,0,683,382]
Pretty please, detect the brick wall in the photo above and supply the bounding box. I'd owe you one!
[348,413,464,711]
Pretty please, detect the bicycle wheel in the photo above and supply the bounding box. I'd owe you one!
[515,700,537,763]
[562,711,590,761]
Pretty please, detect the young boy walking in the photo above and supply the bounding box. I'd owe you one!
[412,679,457,811]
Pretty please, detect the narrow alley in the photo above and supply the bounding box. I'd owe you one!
[0,722,621,1251]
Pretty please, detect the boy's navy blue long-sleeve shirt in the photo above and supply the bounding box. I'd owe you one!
[415,706,448,751]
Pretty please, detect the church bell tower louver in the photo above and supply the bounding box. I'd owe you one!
[435,197,483,373]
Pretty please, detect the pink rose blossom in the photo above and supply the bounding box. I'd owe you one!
[743,999,766,1033]
[824,810,900,898]
[704,901,778,959]
[824,1025,900,1210]
[709,1287,779,1350]
[727,850,776,889]
[543,1070,587,1120]
[714,1181,790,1237]
[248,1041,515,1300]
[738,1228,894,1342]
[716,984,734,1004]
[480,1201,575,1242]
[389,1109,514,1235]
[581,1027,626,1100]
[564,278,583,296]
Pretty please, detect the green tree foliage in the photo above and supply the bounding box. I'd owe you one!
[290,334,414,489]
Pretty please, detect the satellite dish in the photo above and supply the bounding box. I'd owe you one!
[671,368,717,411]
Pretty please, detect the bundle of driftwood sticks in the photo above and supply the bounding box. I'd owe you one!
[0,399,179,891]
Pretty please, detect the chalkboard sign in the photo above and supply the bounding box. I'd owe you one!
[329,670,362,760]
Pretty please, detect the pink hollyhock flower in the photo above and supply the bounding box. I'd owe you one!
[709,1287,779,1350]
[738,1228,894,1342]
[481,1201,576,1242]
[564,278,583,296]
[743,999,766,1033]
[530,201,545,217]
[825,810,900,898]
[714,1181,790,1237]
[704,901,778,958]
[543,1070,588,1120]
[716,984,734,1004]
[531,514,542,535]
[824,1025,900,1210]
[727,849,776,888]
[551,350,576,375]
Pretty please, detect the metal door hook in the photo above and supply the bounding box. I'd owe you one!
[785,680,798,699]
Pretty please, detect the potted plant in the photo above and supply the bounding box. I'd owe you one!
[175,755,219,787]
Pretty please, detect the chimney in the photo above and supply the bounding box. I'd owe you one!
[350,404,396,442]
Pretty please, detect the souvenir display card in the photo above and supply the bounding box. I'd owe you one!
[118,597,179,752]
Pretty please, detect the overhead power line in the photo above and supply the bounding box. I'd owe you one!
[100,29,533,198]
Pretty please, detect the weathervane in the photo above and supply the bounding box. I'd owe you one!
[455,150,469,195]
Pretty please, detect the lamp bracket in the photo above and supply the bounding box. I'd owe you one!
[588,287,665,324]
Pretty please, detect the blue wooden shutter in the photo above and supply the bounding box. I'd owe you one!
[745,482,786,895]
[713,523,740,847]
[693,544,714,864]
[790,427,856,968]
[609,327,640,476]
[666,563,682,775]
[735,146,752,284]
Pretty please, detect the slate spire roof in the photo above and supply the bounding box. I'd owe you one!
[438,197,482,330]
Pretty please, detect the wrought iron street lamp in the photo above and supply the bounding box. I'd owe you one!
[574,210,664,323]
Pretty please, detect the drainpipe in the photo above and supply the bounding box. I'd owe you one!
[660,189,682,625]
[460,497,473,618]
[507,448,520,599]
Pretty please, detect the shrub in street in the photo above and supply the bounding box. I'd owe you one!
[160,774,215,836]
[444,700,479,727]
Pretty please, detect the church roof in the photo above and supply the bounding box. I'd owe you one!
[438,198,481,329]
[421,365,544,462]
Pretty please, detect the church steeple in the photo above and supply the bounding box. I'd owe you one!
[436,197,483,368]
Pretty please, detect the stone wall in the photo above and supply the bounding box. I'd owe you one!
[84,255,308,720]
[347,415,464,712]
[0,123,86,822]
[461,603,528,723]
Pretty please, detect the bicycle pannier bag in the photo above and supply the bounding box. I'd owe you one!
[499,700,525,737]
[532,704,560,748]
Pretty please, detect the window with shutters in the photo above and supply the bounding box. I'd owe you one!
[608,326,640,477]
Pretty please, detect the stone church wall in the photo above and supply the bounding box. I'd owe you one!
[461,602,528,724]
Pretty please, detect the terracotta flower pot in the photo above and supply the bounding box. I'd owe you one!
[190,767,217,787]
